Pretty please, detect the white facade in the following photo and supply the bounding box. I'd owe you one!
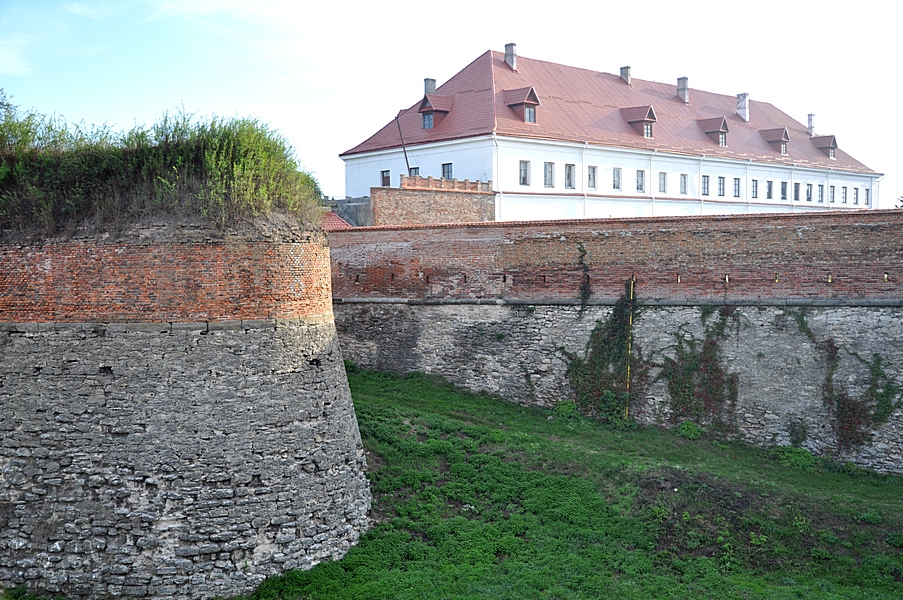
[344,135,881,220]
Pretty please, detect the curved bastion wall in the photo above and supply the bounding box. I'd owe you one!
[330,210,903,474]
[0,222,371,598]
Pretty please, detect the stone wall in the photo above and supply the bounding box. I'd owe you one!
[370,175,495,226]
[0,220,371,599]
[334,302,903,473]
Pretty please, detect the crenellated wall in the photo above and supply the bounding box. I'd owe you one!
[0,220,371,599]
[330,210,903,473]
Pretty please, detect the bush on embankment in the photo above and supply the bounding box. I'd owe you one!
[0,89,321,238]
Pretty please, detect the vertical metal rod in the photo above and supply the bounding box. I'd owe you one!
[395,112,411,176]
[625,275,635,420]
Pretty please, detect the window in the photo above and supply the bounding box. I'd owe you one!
[380,170,390,187]
[565,164,575,189]
[544,162,554,187]
[793,183,800,201]
[841,187,847,203]
[587,166,597,189]
[644,122,653,138]
[829,148,835,159]
[865,189,870,205]
[780,181,787,201]
[818,184,824,202]
[780,142,787,155]
[409,167,420,176]
[733,178,741,198]
[525,106,536,123]
[442,163,453,179]
[613,168,621,191]
[751,179,758,199]
[423,113,434,129]
[519,161,530,186]
[717,176,725,197]
[766,181,773,200]
[659,172,667,193]
[853,188,859,205]
[702,175,710,196]
[806,183,813,202]
[829,185,835,203]
[636,169,645,192]
[719,132,727,147]
[680,174,688,195]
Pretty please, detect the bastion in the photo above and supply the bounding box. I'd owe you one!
[0,218,371,598]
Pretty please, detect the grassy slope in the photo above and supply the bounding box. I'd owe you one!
[238,368,903,600]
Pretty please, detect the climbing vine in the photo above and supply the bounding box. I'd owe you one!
[560,280,647,425]
[576,241,592,316]
[658,306,740,431]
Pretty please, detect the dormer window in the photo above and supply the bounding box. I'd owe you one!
[812,135,838,159]
[621,105,657,137]
[418,93,453,130]
[505,86,541,123]
[761,127,790,154]
[423,113,434,129]
[699,117,729,147]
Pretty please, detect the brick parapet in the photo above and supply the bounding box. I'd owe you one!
[399,174,493,192]
[371,186,495,226]
[330,209,903,303]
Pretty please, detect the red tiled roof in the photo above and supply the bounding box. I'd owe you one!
[321,211,354,231]
[341,49,876,175]
[761,127,790,143]
[812,135,837,149]
[698,116,729,134]
[620,105,657,123]
[503,86,540,106]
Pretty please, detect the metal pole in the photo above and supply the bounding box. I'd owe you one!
[395,112,411,176]
[624,275,635,420]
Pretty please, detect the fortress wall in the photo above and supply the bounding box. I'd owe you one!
[331,211,903,473]
[0,223,371,599]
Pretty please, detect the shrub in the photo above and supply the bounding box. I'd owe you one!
[676,420,702,440]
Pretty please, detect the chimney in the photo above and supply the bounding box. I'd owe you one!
[736,93,750,123]
[807,114,815,136]
[677,77,689,103]
[504,43,517,71]
[424,78,436,95]
[620,66,631,86]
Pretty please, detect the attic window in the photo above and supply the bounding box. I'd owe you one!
[423,113,434,129]
[643,123,653,138]
[719,132,727,147]
[781,142,787,155]
[525,106,536,123]
[505,86,541,123]
[698,117,729,147]
[418,93,453,129]
[621,105,657,137]
[812,135,838,159]
[760,127,790,154]
[829,148,835,159]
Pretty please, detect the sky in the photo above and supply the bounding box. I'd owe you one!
[1,0,900,207]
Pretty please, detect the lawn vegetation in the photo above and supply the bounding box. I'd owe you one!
[0,89,321,239]
[234,367,903,600]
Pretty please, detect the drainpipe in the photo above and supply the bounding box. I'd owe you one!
[582,142,588,218]
[698,155,705,214]
[650,150,656,215]
[746,160,751,212]
[790,164,796,213]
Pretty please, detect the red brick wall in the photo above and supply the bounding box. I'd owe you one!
[1,233,333,323]
[330,210,903,303]
[371,178,495,226]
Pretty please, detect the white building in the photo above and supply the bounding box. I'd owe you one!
[341,44,881,220]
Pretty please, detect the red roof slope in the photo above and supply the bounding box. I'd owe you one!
[341,50,876,175]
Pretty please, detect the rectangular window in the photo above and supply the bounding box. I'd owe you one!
[830,185,835,203]
[780,181,787,200]
[717,176,725,197]
[659,172,667,193]
[587,166,597,189]
[766,181,773,199]
[519,161,530,186]
[751,179,758,199]
[644,123,653,138]
[409,166,419,176]
[719,132,727,147]
[442,163,453,180]
[423,113,433,129]
[636,169,645,192]
[853,188,859,205]
[842,186,847,203]
[865,189,870,205]
[733,178,741,198]
[613,167,621,191]
[701,175,709,196]
[544,162,554,187]
[380,170,390,187]
[565,164,575,189]
[794,182,800,201]
[525,106,536,123]
[806,183,813,201]
[818,184,824,202]
[680,174,688,195]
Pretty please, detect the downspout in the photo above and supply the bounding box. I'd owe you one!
[582,141,588,218]
[492,133,501,220]
[746,159,751,212]
[698,155,705,214]
[650,150,656,215]
[790,164,796,213]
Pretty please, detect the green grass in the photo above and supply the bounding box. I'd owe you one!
[237,368,903,600]
[0,88,321,237]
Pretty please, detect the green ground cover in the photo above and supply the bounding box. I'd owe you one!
[239,367,903,599]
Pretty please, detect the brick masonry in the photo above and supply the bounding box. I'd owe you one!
[331,210,903,473]
[0,221,371,599]
[371,175,495,226]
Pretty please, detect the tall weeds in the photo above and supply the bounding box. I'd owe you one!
[0,90,321,237]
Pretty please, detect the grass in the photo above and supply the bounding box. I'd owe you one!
[235,368,903,600]
[0,88,321,238]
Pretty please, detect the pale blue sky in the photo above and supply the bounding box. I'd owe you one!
[2,0,899,205]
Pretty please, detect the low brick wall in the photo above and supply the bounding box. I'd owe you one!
[371,176,495,226]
